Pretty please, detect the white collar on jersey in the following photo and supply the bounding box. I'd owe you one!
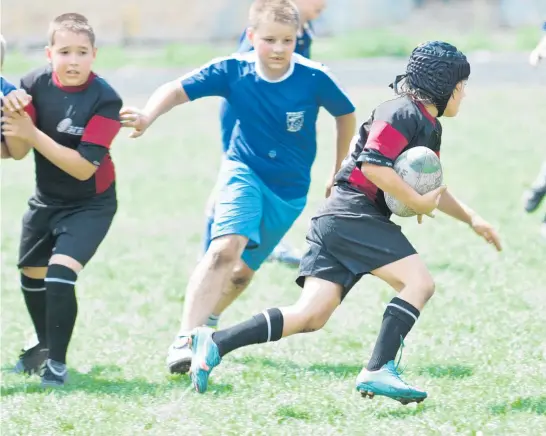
[255,55,296,83]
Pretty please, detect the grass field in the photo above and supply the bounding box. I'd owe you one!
[1,82,546,435]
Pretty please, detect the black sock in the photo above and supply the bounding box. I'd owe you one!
[45,265,78,364]
[212,308,284,357]
[367,297,420,371]
[21,274,47,344]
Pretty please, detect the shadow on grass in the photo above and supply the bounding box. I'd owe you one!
[1,364,184,397]
[232,356,361,378]
[375,403,431,419]
[491,396,546,416]
[418,364,473,379]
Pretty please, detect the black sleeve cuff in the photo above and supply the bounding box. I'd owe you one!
[356,149,394,168]
[77,143,108,167]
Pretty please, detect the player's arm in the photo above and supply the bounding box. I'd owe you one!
[437,190,475,224]
[24,125,100,181]
[121,58,231,138]
[357,111,444,215]
[136,80,189,127]
[2,134,31,160]
[4,94,121,181]
[2,88,34,160]
[437,188,502,251]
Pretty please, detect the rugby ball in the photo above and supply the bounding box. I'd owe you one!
[385,146,443,217]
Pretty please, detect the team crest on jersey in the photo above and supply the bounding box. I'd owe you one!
[57,118,84,136]
[286,111,305,133]
[56,104,84,136]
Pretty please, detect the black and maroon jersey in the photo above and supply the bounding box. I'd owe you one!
[335,95,442,216]
[21,66,122,203]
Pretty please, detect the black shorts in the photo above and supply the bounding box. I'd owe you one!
[296,184,416,300]
[17,188,117,269]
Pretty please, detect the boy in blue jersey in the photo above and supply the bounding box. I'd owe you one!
[120,0,356,375]
[207,0,326,270]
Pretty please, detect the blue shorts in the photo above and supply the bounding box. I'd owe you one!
[212,159,306,271]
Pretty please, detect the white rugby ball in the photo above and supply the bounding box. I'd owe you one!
[385,146,443,217]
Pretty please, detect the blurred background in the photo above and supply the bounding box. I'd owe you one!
[2,0,546,74]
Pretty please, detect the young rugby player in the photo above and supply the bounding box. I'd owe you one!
[2,13,123,387]
[120,0,356,376]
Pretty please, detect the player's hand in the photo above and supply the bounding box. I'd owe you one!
[1,110,36,142]
[325,176,335,198]
[470,215,502,252]
[412,185,447,217]
[119,107,150,138]
[2,89,32,113]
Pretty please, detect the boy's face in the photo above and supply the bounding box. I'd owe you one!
[296,0,326,22]
[249,21,297,75]
[443,80,467,117]
[46,30,96,86]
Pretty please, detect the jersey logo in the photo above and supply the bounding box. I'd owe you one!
[56,105,84,136]
[57,118,84,136]
[286,111,305,133]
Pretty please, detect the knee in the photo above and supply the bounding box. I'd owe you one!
[230,266,253,292]
[295,304,334,333]
[21,266,48,280]
[208,236,245,268]
[410,275,436,302]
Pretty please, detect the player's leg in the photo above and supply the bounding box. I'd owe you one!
[14,202,54,375]
[523,160,546,213]
[189,198,359,393]
[40,201,117,387]
[167,160,263,374]
[206,259,255,328]
[189,275,344,393]
[206,185,306,327]
[356,254,434,404]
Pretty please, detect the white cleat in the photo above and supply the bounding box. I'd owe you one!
[166,336,193,374]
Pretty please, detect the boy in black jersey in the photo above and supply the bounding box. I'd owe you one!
[185,42,502,403]
[2,13,122,387]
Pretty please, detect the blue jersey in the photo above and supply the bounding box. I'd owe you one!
[237,22,314,58]
[182,52,355,199]
[1,76,18,143]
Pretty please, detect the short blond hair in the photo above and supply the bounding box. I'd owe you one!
[48,13,95,47]
[249,0,300,30]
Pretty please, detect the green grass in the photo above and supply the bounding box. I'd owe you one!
[1,83,546,434]
[2,25,541,75]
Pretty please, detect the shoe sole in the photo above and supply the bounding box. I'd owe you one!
[13,349,49,375]
[168,358,192,375]
[358,388,426,405]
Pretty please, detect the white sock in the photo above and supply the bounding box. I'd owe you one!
[206,314,220,329]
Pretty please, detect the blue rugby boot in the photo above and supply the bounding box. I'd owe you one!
[356,360,427,405]
[189,326,221,393]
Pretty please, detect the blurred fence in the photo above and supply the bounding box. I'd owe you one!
[2,0,545,48]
